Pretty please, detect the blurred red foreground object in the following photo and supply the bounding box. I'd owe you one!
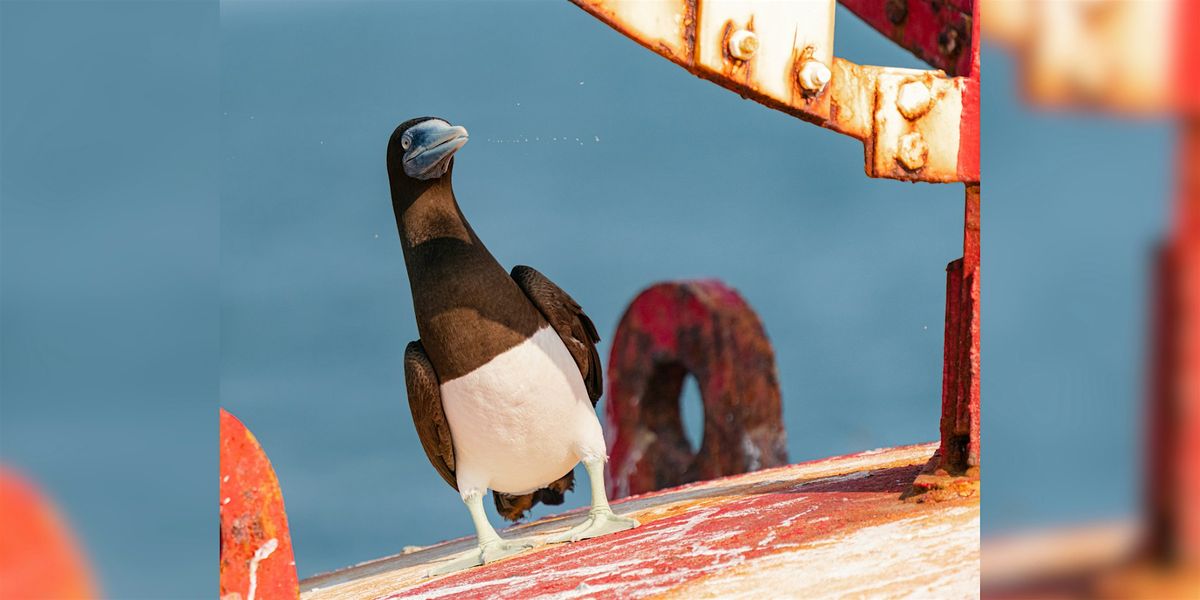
[0,467,96,600]
[220,409,298,600]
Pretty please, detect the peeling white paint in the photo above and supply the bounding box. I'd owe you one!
[247,538,279,600]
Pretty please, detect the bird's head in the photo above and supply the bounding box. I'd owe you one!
[387,116,469,191]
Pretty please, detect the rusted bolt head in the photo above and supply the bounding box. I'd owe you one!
[797,60,831,93]
[885,0,907,24]
[938,24,962,58]
[728,30,759,61]
[896,81,932,120]
[897,132,928,171]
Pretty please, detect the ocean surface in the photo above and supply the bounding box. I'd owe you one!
[0,0,1173,595]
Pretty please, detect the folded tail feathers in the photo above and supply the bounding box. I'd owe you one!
[493,469,576,522]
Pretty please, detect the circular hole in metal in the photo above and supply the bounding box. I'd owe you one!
[680,375,704,453]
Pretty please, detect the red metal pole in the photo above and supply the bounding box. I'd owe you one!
[911,0,980,498]
[943,185,981,474]
[1147,117,1200,568]
[921,184,980,487]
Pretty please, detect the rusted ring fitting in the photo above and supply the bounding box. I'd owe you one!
[604,280,788,500]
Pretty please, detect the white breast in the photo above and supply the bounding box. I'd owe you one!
[439,326,606,496]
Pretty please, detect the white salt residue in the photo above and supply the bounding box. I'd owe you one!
[405,506,744,600]
[401,556,649,600]
[778,504,819,529]
[620,568,656,578]
[741,435,763,471]
[758,530,778,548]
[247,538,279,600]
[675,507,979,599]
[715,495,809,523]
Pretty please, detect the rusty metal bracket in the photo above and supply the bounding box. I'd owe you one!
[569,0,979,183]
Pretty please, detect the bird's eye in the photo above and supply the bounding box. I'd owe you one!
[401,135,412,150]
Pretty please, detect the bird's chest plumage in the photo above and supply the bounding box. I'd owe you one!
[438,326,605,495]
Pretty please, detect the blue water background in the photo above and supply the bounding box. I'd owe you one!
[0,0,1172,594]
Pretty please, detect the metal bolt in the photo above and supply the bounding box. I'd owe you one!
[728,30,759,61]
[897,132,928,171]
[938,24,962,58]
[797,60,831,93]
[896,81,932,120]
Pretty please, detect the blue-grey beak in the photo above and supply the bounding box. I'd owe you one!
[402,119,469,180]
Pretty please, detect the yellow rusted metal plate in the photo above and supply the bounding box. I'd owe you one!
[693,0,836,122]
[827,60,968,182]
[869,68,965,182]
[569,0,976,184]
[572,0,696,67]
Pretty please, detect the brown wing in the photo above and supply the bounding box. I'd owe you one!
[510,265,603,405]
[404,340,457,490]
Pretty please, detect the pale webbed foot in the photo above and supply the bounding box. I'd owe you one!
[548,508,639,543]
[426,538,533,577]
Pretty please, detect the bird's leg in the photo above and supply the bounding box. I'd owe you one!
[426,490,532,577]
[547,457,639,543]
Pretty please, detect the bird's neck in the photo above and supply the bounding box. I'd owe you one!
[396,178,475,251]
[391,175,546,378]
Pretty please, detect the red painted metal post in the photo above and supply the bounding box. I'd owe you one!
[908,184,980,502]
[1147,117,1200,568]
[1144,0,1200,568]
[946,184,981,474]
[908,0,980,500]
[605,280,788,500]
[220,409,299,600]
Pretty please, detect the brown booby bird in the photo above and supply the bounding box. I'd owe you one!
[387,116,638,574]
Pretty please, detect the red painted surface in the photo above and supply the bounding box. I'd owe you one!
[838,0,975,77]
[605,280,788,499]
[384,461,937,600]
[956,0,980,182]
[220,409,299,600]
[1147,118,1200,567]
[935,185,981,475]
[1145,2,1199,566]
[0,467,96,599]
[1178,0,1200,113]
